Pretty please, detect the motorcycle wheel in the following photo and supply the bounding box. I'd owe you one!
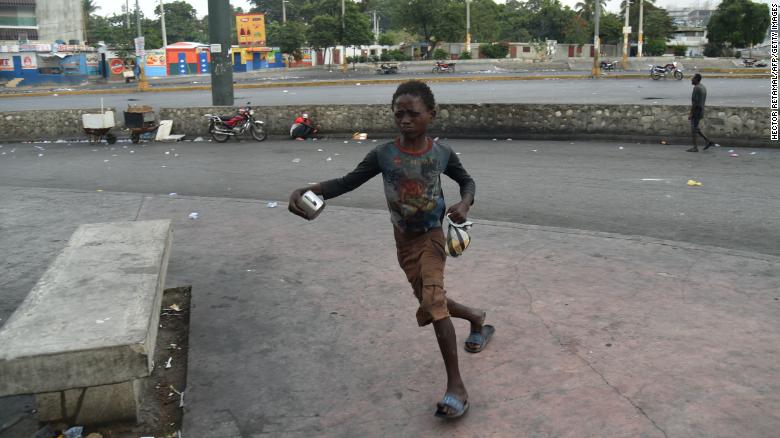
[650,72,661,80]
[131,132,141,143]
[674,70,683,80]
[432,67,438,73]
[106,133,117,145]
[210,124,229,143]
[251,125,267,142]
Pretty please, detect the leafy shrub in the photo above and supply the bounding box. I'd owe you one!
[671,45,687,57]
[432,48,449,60]
[459,51,472,59]
[645,39,667,56]
[480,43,508,59]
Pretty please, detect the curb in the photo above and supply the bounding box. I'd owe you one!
[0,73,769,99]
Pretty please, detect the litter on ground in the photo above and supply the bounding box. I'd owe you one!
[687,179,702,186]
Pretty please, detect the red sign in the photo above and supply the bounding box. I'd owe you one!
[110,58,124,74]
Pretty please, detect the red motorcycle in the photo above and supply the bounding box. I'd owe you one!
[432,61,456,73]
[204,103,267,143]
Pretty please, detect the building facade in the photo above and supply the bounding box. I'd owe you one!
[0,0,83,43]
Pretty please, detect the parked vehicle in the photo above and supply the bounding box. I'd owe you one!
[649,62,683,80]
[376,63,399,74]
[204,103,267,143]
[600,60,618,71]
[743,58,768,67]
[432,61,456,73]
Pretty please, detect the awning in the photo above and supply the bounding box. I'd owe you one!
[0,0,37,6]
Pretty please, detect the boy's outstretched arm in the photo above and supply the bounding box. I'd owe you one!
[288,149,381,220]
[444,152,476,224]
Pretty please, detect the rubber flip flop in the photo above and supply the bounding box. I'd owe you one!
[434,393,470,419]
[464,325,495,353]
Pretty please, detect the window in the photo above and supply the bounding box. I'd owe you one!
[523,46,530,53]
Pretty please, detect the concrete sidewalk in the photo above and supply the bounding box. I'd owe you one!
[1,186,779,437]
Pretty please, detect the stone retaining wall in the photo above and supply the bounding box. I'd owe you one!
[1,104,772,146]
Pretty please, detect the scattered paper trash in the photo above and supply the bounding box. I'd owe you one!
[188,212,199,220]
[455,152,461,155]
[317,148,324,152]
[352,132,368,140]
[165,357,172,369]
[506,138,512,141]
[193,136,204,142]
[326,157,332,161]
[165,151,170,155]
[103,159,109,162]
[38,153,44,157]
[660,140,668,145]
[687,179,702,186]
[728,149,734,153]
[492,138,497,141]
[532,149,538,152]
[356,82,361,86]
[292,158,301,163]
[267,201,278,208]
[619,146,624,150]
[63,426,84,438]
[730,153,739,157]
[85,433,104,438]
[750,151,757,155]
[343,140,349,143]
[169,304,181,312]
[169,192,177,196]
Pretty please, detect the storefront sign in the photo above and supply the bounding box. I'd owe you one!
[235,13,266,47]
[86,53,100,66]
[0,54,13,71]
[110,58,124,74]
[21,54,37,69]
[0,45,20,53]
[146,51,166,66]
[20,43,52,52]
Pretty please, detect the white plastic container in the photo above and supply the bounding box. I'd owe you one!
[81,111,115,130]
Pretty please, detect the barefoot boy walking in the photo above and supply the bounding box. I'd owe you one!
[288,80,495,419]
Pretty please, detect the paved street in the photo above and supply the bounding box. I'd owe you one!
[0,138,777,257]
[0,78,769,111]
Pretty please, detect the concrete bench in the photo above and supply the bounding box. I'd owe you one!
[0,220,172,425]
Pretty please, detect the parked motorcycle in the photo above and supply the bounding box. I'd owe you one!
[204,103,267,143]
[376,63,399,74]
[600,60,618,71]
[649,62,683,80]
[432,61,456,73]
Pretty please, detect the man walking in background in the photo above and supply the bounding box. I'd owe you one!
[686,73,719,152]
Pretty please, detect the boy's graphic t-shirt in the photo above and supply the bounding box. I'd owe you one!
[320,138,475,233]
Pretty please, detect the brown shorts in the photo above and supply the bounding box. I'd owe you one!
[394,226,450,326]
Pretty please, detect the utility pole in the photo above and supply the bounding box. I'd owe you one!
[372,10,378,44]
[282,0,287,23]
[638,0,644,58]
[125,0,130,28]
[465,0,471,54]
[592,0,601,77]
[622,0,630,69]
[341,0,346,66]
[208,0,234,105]
[135,0,141,37]
[160,0,168,48]
[135,0,149,91]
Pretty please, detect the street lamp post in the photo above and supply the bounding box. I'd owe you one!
[592,0,601,77]
[465,0,471,54]
[135,0,149,91]
[160,0,168,48]
[638,0,644,58]
[622,0,630,69]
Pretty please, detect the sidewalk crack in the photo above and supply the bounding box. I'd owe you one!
[520,282,669,438]
[133,195,146,221]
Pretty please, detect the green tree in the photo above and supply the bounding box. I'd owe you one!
[480,43,509,58]
[307,14,339,63]
[595,12,623,45]
[268,21,307,59]
[154,1,206,43]
[391,0,453,56]
[707,0,769,57]
[574,0,607,21]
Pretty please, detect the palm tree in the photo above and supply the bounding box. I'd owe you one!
[575,0,607,19]
[83,0,100,43]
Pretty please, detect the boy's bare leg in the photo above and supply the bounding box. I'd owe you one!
[447,299,485,332]
[433,317,467,416]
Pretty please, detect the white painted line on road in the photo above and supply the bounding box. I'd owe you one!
[641,178,666,181]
